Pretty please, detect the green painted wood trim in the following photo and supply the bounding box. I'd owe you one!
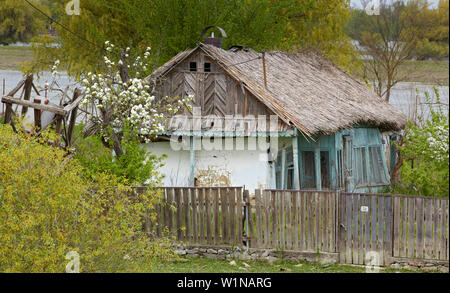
[314,141,322,191]
[190,136,195,187]
[292,129,300,189]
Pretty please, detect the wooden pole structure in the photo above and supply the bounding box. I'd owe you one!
[21,74,34,117]
[67,88,81,146]
[33,99,42,130]
[262,52,267,89]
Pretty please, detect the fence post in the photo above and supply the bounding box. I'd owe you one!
[337,190,346,263]
[243,189,251,249]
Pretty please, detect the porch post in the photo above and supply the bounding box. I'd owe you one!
[314,139,322,191]
[292,128,300,189]
[190,136,195,186]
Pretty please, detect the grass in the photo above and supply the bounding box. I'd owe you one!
[356,60,449,85]
[140,256,431,273]
[0,46,34,71]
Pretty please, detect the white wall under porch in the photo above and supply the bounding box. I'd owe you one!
[144,137,279,193]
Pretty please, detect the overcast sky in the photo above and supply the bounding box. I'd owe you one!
[350,0,441,9]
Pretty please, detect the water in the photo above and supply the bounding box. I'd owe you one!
[390,82,449,123]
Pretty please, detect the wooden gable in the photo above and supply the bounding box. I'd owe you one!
[153,49,292,133]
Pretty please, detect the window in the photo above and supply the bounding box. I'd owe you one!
[337,150,344,189]
[275,150,283,189]
[204,62,211,72]
[189,62,197,72]
[285,149,294,189]
[301,151,316,189]
[354,147,368,185]
[369,146,387,184]
[320,151,330,189]
[353,145,388,185]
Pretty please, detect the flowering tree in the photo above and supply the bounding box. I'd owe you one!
[394,89,449,197]
[80,42,192,157]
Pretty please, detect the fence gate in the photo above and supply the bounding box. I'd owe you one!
[338,193,392,266]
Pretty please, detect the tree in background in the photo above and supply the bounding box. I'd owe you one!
[29,0,358,76]
[348,0,421,102]
[403,0,449,60]
[0,0,49,45]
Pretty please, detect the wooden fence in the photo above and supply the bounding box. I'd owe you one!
[139,187,245,246]
[249,190,338,252]
[338,193,449,265]
[140,187,448,265]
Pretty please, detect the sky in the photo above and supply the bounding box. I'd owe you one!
[350,0,441,9]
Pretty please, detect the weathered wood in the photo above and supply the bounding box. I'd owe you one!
[175,188,183,241]
[345,194,352,263]
[32,99,42,132]
[370,196,377,253]
[229,188,236,244]
[407,197,415,258]
[2,95,67,116]
[245,190,254,246]
[280,191,285,249]
[236,188,243,245]
[67,89,81,145]
[168,188,174,237]
[221,188,228,244]
[206,188,212,245]
[432,198,439,259]
[352,194,360,264]
[292,191,299,250]
[21,74,33,116]
[183,188,190,242]
[191,189,198,243]
[3,103,12,124]
[264,190,270,248]
[384,196,392,266]
[401,197,408,257]
[363,195,370,264]
[271,191,277,248]
[416,198,424,259]
[377,195,385,262]
[393,196,401,257]
[338,192,346,263]
[198,188,205,244]
[255,189,263,248]
[424,198,433,259]
[214,188,220,245]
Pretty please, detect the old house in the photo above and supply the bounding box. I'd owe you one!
[144,31,407,194]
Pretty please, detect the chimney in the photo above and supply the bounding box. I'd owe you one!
[202,26,227,48]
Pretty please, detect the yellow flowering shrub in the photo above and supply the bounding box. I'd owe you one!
[0,124,175,272]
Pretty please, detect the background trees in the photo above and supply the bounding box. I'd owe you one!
[0,0,49,45]
[29,0,358,75]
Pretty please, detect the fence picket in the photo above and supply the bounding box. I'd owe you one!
[139,188,448,264]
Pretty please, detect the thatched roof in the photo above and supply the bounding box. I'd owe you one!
[147,43,408,136]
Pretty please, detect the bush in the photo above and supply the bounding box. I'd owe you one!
[72,124,166,185]
[392,90,449,197]
[0,124,175,272]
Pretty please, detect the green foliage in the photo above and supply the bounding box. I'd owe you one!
[0,0,49,44]
[0,124,175,272]
[31,0,357,76]
[345,0,449,60]
[393,89,449,197]
[72,124,166,185]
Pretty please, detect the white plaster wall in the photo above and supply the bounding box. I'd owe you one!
[145,138,274,193]
[145,141,191,186]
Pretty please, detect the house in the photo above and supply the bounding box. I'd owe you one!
[144,32,407,194]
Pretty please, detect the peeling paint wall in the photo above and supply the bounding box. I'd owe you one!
[144,138,272,193]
